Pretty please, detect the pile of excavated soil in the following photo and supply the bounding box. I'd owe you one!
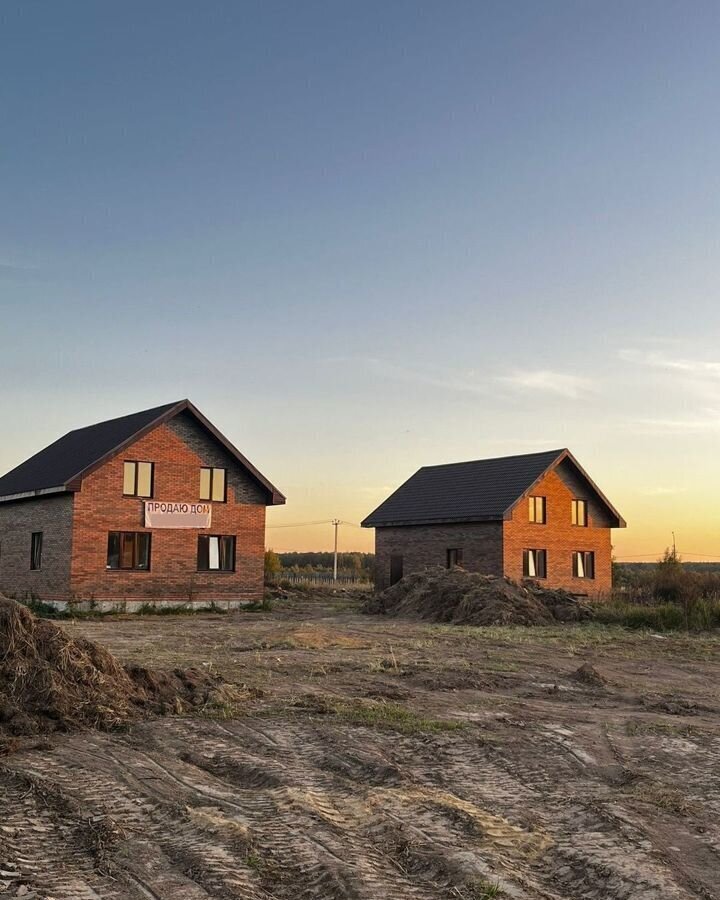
[364,567,593,626]
[0,595,242,745]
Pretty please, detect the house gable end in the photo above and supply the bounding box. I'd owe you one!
[501,450,625,528]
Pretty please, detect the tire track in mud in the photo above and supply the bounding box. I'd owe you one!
[1,709,714,900]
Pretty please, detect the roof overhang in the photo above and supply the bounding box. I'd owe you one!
[0,486,69,505]
[361,514,503,528]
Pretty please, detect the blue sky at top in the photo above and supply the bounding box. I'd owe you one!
[1,1,719,554]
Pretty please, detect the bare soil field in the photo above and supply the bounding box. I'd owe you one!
[2,592,720,899]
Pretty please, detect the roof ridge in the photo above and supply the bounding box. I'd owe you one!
[64,400,185,436]
[419,448,566,471]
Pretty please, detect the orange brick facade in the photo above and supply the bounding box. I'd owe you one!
[69,413,268,604]
[502,460,614,596]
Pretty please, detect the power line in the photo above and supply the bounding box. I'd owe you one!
[266,520,334,529]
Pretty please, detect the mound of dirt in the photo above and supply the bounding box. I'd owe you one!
[364,567,593,626]
[0,595,241,745]
[570,662,606,687]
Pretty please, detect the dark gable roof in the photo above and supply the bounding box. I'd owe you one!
[362,449,624,528]
[0,400,285,505]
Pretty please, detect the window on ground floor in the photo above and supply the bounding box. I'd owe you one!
[107,532,151,570]
[30,532,43,570]
[572,550,595,579]
[523,548,547,579]
[446,548,463,568]
[197,534,236,571]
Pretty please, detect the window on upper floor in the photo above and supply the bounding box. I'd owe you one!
[197,534,235,571]
[30,532,43,570]
[200,467,226,502]
[571,499,588,527]
[523,548,547,579]
[107,532,151,570]
[123,461,154,498]
[528,496,546,524]
[572,550,595,579]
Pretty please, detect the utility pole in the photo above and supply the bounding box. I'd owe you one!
[332,519,340,582]
[672,531,677,560]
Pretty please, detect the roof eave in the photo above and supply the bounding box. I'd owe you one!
[362,515,504,528]
[0,485,70,504]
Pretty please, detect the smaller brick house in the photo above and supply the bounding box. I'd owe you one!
[362,449,625,597]
[0,400,284,608]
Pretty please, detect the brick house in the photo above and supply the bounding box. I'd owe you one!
[0,400,284,608]
[362,449,625,596]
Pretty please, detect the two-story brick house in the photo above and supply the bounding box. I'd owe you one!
[362,449,625,596]
[0,400,284,608]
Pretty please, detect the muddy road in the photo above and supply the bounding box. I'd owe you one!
[2,594,719,899]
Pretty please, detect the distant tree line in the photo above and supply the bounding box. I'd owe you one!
[264,550,374,580]
[614,553,720,603]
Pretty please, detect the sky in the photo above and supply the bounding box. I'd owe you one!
[1,1,720,560]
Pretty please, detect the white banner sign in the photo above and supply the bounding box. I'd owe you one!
[144,501,212,529]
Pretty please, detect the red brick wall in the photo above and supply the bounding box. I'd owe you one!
[70,417,267,603]
[502,463,613,597]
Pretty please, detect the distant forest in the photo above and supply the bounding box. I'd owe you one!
[617,562,720,572]
[277,551,374,578]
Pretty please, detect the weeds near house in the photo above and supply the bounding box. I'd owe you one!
[21,599,115,620]
[240,598,273,612]
[22,599,72,619]
[592,598,720,632]
[136,602,229,616]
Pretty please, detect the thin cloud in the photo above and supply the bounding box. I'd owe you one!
[496,370,594,399]
[640,486,686,497]
[620,348,720,378]
[634,412,720,435]
[363,358,492,396]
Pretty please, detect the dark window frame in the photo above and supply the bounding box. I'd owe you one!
[522,548,547,579]
[528,495,547,524]
[572,550,595,579]
[106,531,152,571]
[199,467,228,503]
[30,532,43,570]
[446,548,463,568]
[123,460,155,498]
[571,499,588,527]
[197,534,236,572]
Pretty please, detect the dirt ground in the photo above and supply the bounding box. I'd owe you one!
[2,592,720,900]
